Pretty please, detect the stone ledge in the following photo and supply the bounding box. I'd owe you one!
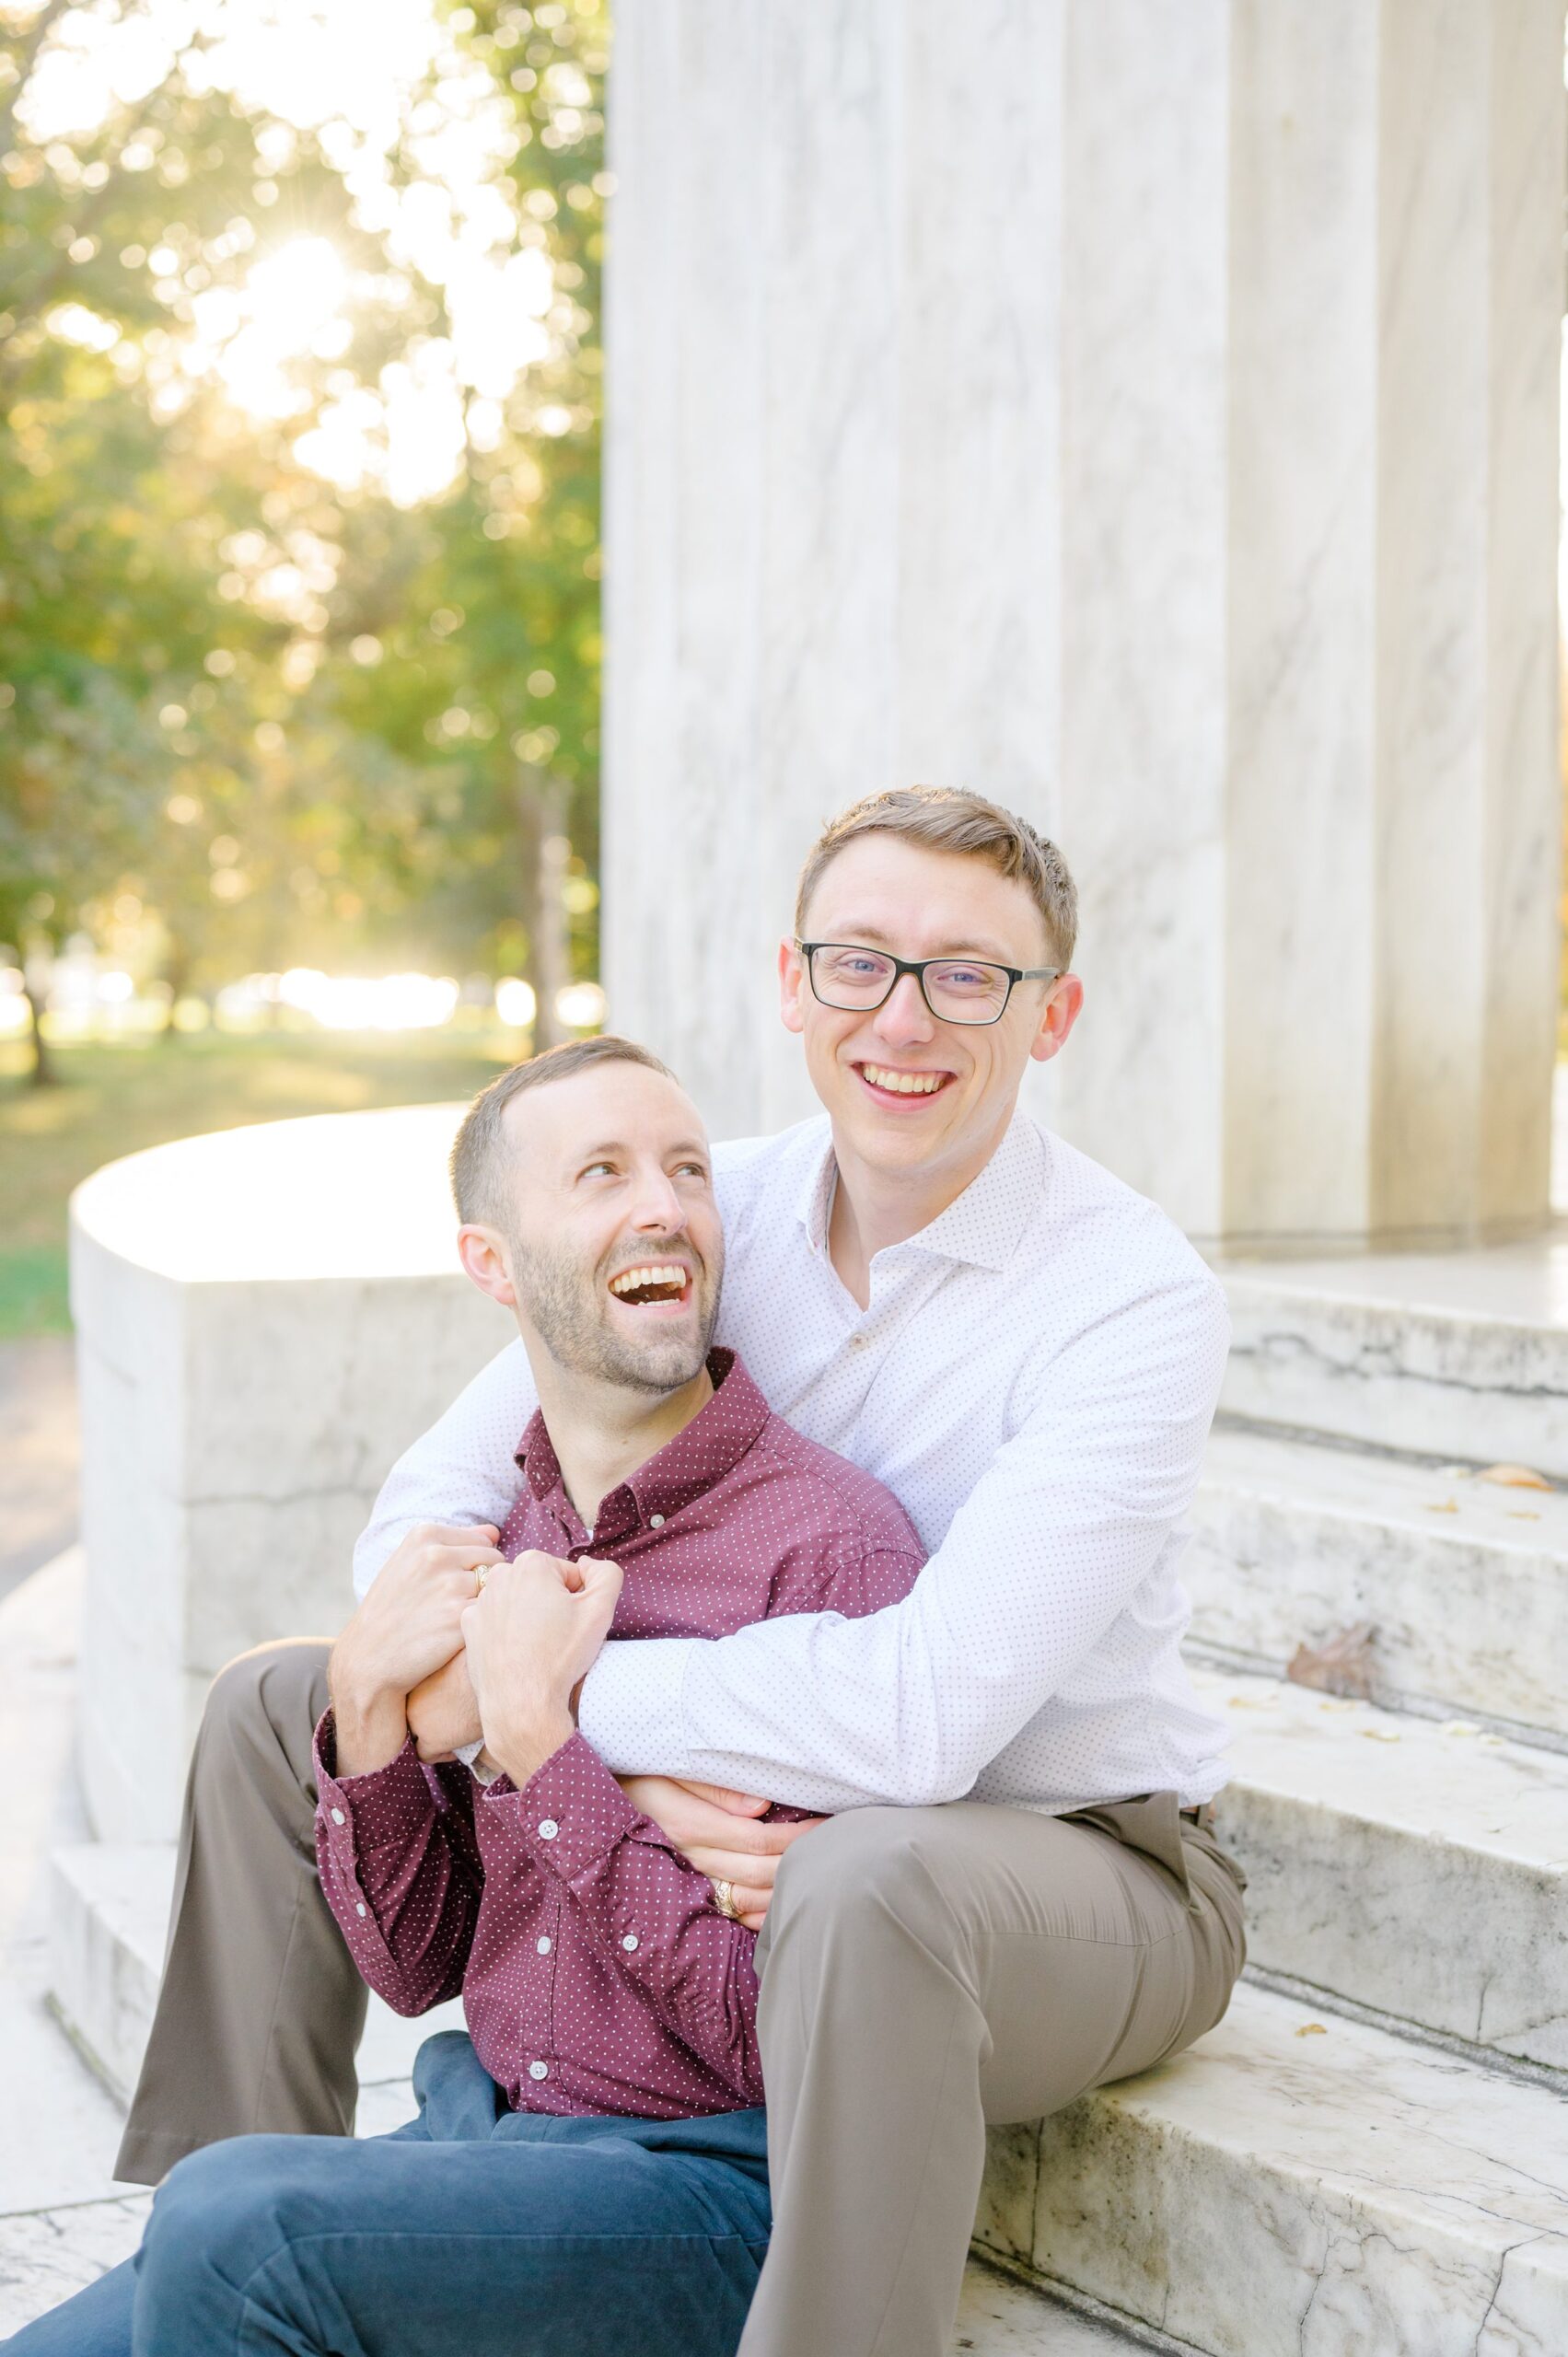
[68,1107,515,1847]
[1217,1236,1568,1473]
[1190,1422,1568,1739]
[1201,1665,1568,2068]
[979,1980,1568,2357]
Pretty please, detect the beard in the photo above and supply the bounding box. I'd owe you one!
[510,1227,723,1396]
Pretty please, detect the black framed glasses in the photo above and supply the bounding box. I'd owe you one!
[796,941,1061,1028]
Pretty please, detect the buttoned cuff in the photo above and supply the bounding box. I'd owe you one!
[575,1637,698,1778]
[314,1710,433,1852]
[479,1730,642,1883]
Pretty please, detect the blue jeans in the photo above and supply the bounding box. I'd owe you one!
[8,2033,771,2356]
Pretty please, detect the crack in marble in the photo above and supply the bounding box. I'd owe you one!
[1233,1329,1568,1408]
[1469,2238,1535,2354]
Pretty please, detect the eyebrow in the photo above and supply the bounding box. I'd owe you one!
[818,923,1026,965]
[572,1137,710,1163]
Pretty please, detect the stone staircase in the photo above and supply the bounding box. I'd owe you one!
[44,1241,1568,2352]
[968,1245,1568,2353]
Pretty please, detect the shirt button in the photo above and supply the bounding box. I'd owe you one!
[850,1333,868,1349]
[538,1819,559,1841]
[537,1935,552,1955]
[621,1933,639,1952]
[355,1901,367,1919]
[648,1513,665,1529]
[528,2061,550,2082]
[330,1808,345,1825]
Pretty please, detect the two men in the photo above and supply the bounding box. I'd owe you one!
[13,1038,926,2354]
[41,785,1246,2357]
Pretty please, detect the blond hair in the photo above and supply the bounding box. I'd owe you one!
[793,786,1077,968]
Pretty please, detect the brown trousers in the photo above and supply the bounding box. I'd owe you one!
[119,1642,1246,2357]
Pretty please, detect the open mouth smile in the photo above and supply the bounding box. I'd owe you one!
[606,1261,694,1311]
[854,1062,955,1104]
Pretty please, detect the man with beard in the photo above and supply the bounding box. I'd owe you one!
[104,786,1245,2357]
[8,1037,924,2357]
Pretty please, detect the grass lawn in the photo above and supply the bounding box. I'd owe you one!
[0,1028,515,1338]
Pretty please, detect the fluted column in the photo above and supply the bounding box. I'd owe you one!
[602,0,1562,1247]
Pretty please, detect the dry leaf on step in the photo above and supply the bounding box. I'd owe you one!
[1295,2023,1328,2038]
[1423,1499,1458,1515]
[1478,1463,1551,1491]
[1286,1623,1377,1701]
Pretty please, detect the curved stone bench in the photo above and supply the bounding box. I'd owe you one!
[69,1105,510,1848]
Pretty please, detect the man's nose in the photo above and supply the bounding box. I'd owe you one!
[872,970,937,1047]
[629,1167,686,1230]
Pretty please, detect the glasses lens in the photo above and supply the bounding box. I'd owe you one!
[811,946,897,1006]
[924,960,1009,1023]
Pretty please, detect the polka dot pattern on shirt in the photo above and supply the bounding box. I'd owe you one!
[320,1352,925,2119]
[355,1112,1233,1819]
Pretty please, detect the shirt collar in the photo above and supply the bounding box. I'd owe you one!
[793,1111,1046,1274]
[514,1348,772,1535]
[794,1127,840,1255]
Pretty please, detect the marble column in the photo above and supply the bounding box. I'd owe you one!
[601,0,1563,1248]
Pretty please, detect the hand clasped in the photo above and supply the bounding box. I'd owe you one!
[461,1550,623,1787]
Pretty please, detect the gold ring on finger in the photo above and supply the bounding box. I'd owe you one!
[473,1564,488,1596]
[711,1877,739,1922]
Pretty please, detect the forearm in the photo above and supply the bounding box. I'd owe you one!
[352,1338,539,1602]
[315,1715,481,2014]
[492,1733,764,2103]
[582,1284,1229,1807]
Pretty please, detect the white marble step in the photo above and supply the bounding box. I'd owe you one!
[979,1978,1568,2356]
[1190,1422,1568,1738]
[1199,1665,1568,2068]
[1218,1235,1568,1472]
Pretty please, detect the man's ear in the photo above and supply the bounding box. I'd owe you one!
[458,1224,518,1308]
[778,935,806,1035]
[1028,972,1085,1065]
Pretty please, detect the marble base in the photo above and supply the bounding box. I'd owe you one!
[1218,1237,1568,1475]
[978,1981,1568,2357]
[70,1107,513,1846]
[1190,1422,1568,1738]
[1199,1666,1568,2065]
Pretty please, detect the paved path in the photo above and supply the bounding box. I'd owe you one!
[0,1338,78,1608]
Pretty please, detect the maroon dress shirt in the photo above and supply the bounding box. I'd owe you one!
[315,1350,924,2119]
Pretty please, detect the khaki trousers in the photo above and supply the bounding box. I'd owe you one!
[119,1643,1247,2357]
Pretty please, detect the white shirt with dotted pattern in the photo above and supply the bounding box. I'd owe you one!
[354,1112,1232,1817]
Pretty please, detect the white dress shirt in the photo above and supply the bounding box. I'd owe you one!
[354,1112,1231,1816]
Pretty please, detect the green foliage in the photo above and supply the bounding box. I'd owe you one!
[0,0,607,1056]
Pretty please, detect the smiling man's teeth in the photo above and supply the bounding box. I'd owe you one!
[862,1064,944,1096]
[610,1264,687,1298]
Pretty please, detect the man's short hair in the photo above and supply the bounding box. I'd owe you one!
[450,1034,676,1230]
[794,785,1078,970]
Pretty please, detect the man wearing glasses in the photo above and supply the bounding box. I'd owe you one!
[116,785,1245,2357]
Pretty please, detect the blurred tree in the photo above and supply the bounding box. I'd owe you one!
[315,0,606,1048]
[0,0,607,1078]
